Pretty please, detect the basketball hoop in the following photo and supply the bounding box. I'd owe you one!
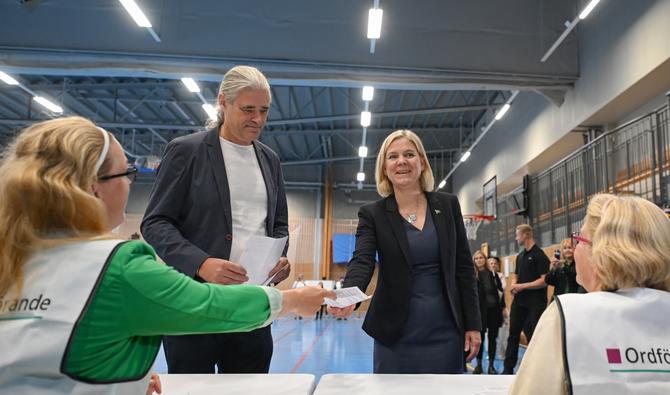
[463,214,495,241]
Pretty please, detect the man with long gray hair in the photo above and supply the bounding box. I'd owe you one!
[141,65,290,373]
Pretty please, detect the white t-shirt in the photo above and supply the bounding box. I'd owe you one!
[220,137,268,263]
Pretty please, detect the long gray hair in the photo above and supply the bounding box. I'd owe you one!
[206,65,272,129]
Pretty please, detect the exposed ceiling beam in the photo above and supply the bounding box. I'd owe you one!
[281,148,462,166]
[0,120,468,136]
[265,104,495,127]
[0,47,576,92]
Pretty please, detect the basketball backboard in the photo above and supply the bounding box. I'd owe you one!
[483,175,497,219]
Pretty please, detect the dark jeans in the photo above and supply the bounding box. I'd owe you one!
[163,325,273,373]
[315,304,326,320]
[503,300,545,372]
[477,307,501,364]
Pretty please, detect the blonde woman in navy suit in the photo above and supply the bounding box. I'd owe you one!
[329,130,482,373]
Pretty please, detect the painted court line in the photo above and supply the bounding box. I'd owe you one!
[290,320,333,373]
[273,326,297,344]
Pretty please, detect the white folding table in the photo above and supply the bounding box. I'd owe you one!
[158,373,316,395]
[313,374,514,395]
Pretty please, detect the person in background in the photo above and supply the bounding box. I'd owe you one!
[292,274,307,320]
[489,256,506,294]
[473,251,505,375]
[141,66,291,374]
[334,277,347,320]
[488,256,509,361]
[508,194,670,394]
[292,274,307,289]
[0,117,333,394]
[315,282,326,320]
[502,224,550,374]
[335,276,345,290]
[545,238,584,295]
[329,129,481,374]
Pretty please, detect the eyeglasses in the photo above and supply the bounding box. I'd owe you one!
[98,165,138,184]
[571,231,591,246]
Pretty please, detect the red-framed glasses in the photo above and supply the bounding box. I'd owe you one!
[571,231,591,246]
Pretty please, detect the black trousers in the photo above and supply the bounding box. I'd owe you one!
[503,300,545,372]
[163,325,273,373]
[477,307,501,364]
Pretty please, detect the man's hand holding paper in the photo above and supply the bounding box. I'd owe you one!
[197,257,248,285]
[264,256,291,285]
[238,235,289,284]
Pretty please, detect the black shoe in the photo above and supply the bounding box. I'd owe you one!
[502,369,514,375]
[473,364,483,374]
[488,366,498,375]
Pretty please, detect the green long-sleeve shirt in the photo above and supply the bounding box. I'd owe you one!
[63,240,281,382]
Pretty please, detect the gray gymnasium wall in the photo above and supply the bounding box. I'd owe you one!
[127,183,153,214]
[453,0,670,214]
[332,190,380,220]
[286,190,319,219]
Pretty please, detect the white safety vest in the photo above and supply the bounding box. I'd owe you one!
[0,240,151,395]
[556,288,670,395]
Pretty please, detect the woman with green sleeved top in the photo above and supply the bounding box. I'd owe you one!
[0,117,335,395]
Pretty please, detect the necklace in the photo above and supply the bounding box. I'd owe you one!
[404,199,420,224]
[399,194,422,224]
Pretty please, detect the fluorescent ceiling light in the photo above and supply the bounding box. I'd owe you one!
[358,146,368,158]
[360,111,372,127]
[356,172,366,182]
[362,86,375,101]
[119,0,152,27]
[495,103,511,120]
[367,8,383,39]
[438,180,446,189]
[579,0,601,19]
[460,151,471,163]
[0,71,19,86]
[181,77,200,93]
[202,103,218,121]
[33,96,63,114]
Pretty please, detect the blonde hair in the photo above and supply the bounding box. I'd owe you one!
[472,250,488,261]
[207,65,272,128]
[584,194,670,292]
[561,238,573,249]
[472,250,488,277]
[0,117,111,297]
[374,130,434,197]
[560,238,573,259]
[516,224,533,238]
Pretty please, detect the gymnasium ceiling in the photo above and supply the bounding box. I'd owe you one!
[0,0,580,190]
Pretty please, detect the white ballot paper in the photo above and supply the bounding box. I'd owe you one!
[239,235,288,285]
[325,287,371,308]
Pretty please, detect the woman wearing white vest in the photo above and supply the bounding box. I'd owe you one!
[0,117,335,395]
[509,194,670,394]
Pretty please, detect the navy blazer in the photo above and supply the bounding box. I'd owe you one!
[344,192,482,346]
[141,127,288,279]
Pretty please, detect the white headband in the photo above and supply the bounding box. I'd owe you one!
[95,127,110,173]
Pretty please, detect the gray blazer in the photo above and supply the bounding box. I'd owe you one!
[141,127,289,279]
